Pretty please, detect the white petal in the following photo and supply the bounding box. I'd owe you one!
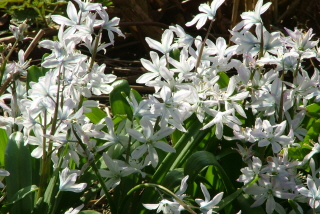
[143,203,159,210]
[153,141,175,153]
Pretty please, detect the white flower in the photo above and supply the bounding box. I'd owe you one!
[154,85,191,132]
[9,21,28,41]
[96,7,125,44]
[298,175,320,209]
[0,169,10,188]
[51,1,81,27]
[186,0,225,29]
[143,176,190,214]
[169,24,194,48]
[99,153,136,189]
[59,167,87,193]
[73,0,101,12]
[143,199,180,214]
[137,51,166,84]
[100,116,128,149]
[201,109,242,140]
[251,120,292,153]
[65,204,84,214]
[195,183,224,214]
[245,179,294,214]
[284,27,318,55]
[233,0,271,33]
[145,29,175,55]
[303,136,320,163]
[127,117,176,167]
[237,156,262,185]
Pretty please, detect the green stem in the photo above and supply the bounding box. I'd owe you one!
[36,110,48,200]
[245,175,260,188]
[293,54,302,83]
[50,65,62,137]
[50,190,61,214]
[126,183,197,214]
[37,66,62,200]
[47,145,69,213]
[89,27,103,72]
[194,21,214,72]
[125,120,134,162]
[72,126,117,214]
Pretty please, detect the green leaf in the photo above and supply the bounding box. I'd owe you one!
[27,65,46,90]
[306,103,320,119]
[216,188,243,211]
[0,128,8,167]
[5,131,33,214]
[7,185,38,205]
[184,151,234,194]
[303,118,320,144]
[288,146,310,161]
[85,107,107,124]
[161,168,184,190]
[169,48,181,61]
[131,88,143,103]
[32,168,59,214]
[217,72,230,89]
[235,193,266,214]
[109,79,132,120]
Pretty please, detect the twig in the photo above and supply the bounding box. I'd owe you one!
[24,29,45,60]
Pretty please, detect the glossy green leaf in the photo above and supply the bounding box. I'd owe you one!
[131,88,143,103]
[5,131,33,214]
[303,118,320,144]
[169,48,181,61]
[216,188,243,212]
[288,146,310,161]
[184,151,234,194]
[7,185,38,205]
[109,79,132,120]
[27,65,46,89]
[306,103,320,119]
[85,107,107,124]
[235,193,266,214]
[0,128,8,167]
[161,168,184,190]
[217,72,230,89]
[32,168,59,214]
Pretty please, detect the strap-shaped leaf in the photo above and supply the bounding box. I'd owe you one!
[0,128,8,167]
[27,65,46,90]
[160,168,184,190]
[235,193,266,214]
[7,185,38,205]
[109,79,132,120]
[184,151,234,194]
[5,131,33,214]
[304,118,320,144]
[85,107,107,124]
[306,102,320,119]
[217,72,230,88]
[215,188,242,211]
